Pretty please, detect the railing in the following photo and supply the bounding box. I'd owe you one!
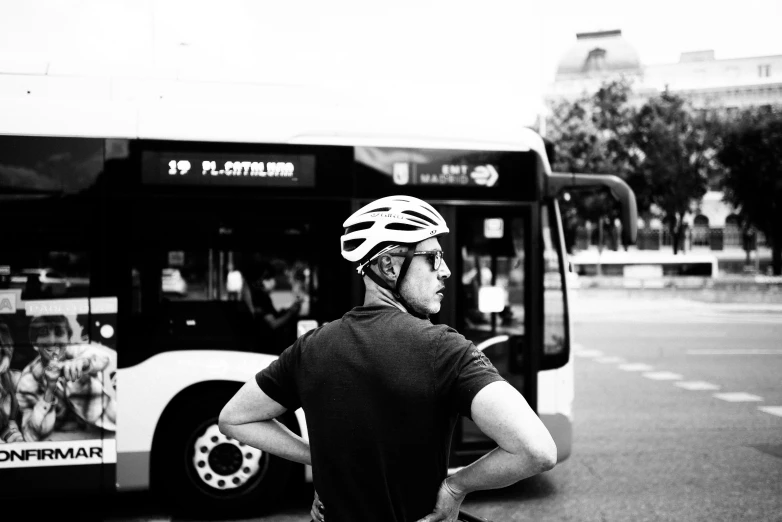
[576,226,767,251]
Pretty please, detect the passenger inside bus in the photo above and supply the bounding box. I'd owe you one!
[242,263,302,354]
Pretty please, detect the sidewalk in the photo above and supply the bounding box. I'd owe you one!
[570,290,782,322]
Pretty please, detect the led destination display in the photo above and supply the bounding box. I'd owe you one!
[148,153,316,187]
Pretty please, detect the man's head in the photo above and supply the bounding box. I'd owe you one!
[341,195,451,316]
[259,265,277,292]
[249,263,277,292]
[28,315,72,364]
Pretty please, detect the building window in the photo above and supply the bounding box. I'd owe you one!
[758,64,771,77]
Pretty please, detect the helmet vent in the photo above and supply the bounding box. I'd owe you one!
[402,210,437,225]
[385,223,419,231]
[346,222,373,233]
[342,238,365,252]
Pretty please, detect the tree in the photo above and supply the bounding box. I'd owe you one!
[546,79,638,253]
[629,92,720,254]
[718,106,782,275]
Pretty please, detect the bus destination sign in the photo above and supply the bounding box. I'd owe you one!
[150,153,316,187]
[392,162,499,187]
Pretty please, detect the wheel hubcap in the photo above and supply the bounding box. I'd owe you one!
[192,423,263,490]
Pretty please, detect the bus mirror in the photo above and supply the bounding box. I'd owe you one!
[297,320,318,338]
[548,172,638,246]
[478,286,507,314]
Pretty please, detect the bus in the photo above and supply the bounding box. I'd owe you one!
[0,99,637,516]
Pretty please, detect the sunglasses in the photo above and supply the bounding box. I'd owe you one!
[389,250,444,271]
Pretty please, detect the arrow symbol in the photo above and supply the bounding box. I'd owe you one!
[470,165,499,187]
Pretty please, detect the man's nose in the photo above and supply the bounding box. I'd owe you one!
[439,259,451,280]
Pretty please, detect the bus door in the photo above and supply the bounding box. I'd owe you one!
[441,204,533,467]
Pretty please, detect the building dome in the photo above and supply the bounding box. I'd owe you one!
[556,30,642,79]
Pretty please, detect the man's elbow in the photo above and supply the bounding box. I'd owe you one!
[530,436,558,473]
[217,406,235,438]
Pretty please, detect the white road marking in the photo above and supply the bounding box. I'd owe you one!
[713,392,764,403]
[758,406,782,418]
[595,356,625,364]
[643,371,683,381]
[575,349,604,358]
[618,363,654,372]
[687,349,782,355]
[675,381,721,391]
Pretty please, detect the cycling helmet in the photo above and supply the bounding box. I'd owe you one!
[341,195,449,271]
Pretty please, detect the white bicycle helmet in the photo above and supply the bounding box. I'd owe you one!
[341,195,449,274]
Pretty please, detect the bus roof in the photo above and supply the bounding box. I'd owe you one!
[0,76,546,154]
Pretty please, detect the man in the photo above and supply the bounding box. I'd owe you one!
[220,195,557,522]
[16,315,116,441]
[242,263,303,354]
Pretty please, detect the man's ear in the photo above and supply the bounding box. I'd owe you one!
[375,254,397,282]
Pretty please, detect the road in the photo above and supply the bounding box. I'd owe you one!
[456,294,782,522]
[25,294,782,522]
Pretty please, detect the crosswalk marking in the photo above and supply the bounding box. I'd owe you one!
[758,406,782,418]
[675,381,720,391]
[713,392,763,403]
[643,371,683,381]
[618,363,654,372]
[575,349,604,358]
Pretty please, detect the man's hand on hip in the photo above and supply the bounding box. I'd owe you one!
[415,478,466,522]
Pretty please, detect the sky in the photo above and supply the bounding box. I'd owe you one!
[1,0,781,114]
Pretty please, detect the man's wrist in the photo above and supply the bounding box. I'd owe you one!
[444,477,467,498]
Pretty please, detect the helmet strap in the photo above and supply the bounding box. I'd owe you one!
[393,248,428,319]
[363,248,428,320]
[394,248,416,294]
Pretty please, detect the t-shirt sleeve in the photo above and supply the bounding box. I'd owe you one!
[434,328,506,419]
[255,340,302,410]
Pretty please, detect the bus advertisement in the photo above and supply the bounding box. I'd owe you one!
[0,103,637,516]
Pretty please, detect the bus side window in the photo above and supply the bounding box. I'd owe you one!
[542,204,568,360]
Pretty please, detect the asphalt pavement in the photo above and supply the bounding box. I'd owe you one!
[459,293,782,521]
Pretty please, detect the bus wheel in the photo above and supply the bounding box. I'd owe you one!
[155,390,297,517]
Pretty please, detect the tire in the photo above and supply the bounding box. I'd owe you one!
[153,387,298,518]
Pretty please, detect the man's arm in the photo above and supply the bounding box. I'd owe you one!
[218,379,311,466]
[417,381,557,522]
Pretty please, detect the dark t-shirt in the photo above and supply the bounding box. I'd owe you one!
[251,288,289,354]
[251,287,281,318]
[256,304,504,522]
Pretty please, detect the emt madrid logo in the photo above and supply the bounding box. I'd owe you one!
[0,293,16,314]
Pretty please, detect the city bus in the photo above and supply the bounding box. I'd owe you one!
[0,97,637,516]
